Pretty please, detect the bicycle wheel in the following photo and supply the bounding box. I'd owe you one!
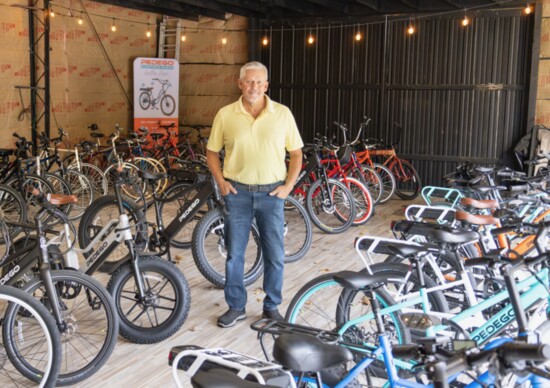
[159,182,207,249]
[106,256,191,343]
[390,160,421,200]
[285,273,411,383]
[18,270,119,386]
[78,195,146,273]
[68,162,108,197]
[55,170,94,220]
[139,92,151,110]
[0,184,27,242]
[358,165,383,205]
[283,195,313,263]
[305,178,356,234]
[7,174,55,221]
[160,95,176,116]
[373,163,396,204]
[1,284,62,387]
[191,208,264,288]
[338,177,373,226]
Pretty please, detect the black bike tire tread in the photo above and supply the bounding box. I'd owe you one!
[106,256,191,344]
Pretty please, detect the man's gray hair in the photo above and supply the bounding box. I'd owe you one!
[239,61,268,80]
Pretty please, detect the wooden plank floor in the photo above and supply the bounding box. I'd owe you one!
[76,197,418,387]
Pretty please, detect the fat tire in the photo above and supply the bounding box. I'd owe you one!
[192,208,263,288]
[106,256,191,344]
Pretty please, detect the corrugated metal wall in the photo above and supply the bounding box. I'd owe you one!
[258,9,534,186]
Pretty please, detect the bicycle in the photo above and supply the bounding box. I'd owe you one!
[292,141,356,234]
[0,227,62,387]
[2,190,119,386]
[351,117,397,204]
[138,78,176,116]
[0,134,56,221]
[73,165,191,343]
[0,282,62,388]
[366,122,421,200]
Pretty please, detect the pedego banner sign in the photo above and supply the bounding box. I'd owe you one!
[133,57,179,141]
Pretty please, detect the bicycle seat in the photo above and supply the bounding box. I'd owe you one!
[475,166,495,174]
[460,198,499,210]
[455,211,500,226]
[191,369,278,388]
[273,333,353,373]
[48,194,78,206]
[150,133,164,141]
[90,132,105,138]
[469,185,506,195]
[332,271,390,291]
[392,221,479,245]
[138,170,166,182]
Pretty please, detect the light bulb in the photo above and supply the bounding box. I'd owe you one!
[307,35,314,44]
[222,37,227,45]
[355,32,362,41]
[49,9,55,17]
[181,35,186,42]
[525,5,532,15]
[146,30,151,38]
[78,17,83,25]
[111,24,116,32]
[407,25,415,35]
[262,36,268,46]
[462,16,469,26]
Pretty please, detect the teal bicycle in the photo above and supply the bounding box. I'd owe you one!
[285,223,550,383]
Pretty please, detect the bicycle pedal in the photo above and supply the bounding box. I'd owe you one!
[401,313,440,330]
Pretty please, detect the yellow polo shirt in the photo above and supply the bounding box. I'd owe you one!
[207,96,304,185]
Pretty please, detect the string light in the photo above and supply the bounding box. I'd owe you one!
[146,23,151,38]
[307,29,314,45]
[262,36,268,46]
[461,11,470,27]
[77,12,83,25]
[49,7,55,17]
[111,18,116,32]
[524,4,533,15]
[407,24,415,35]
[222,18,228,45]
[355,31,362,41]
[181,27,186,42]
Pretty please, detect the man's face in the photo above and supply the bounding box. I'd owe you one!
[238,69,268,106]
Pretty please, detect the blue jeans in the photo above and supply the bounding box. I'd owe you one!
[223,189,285,311]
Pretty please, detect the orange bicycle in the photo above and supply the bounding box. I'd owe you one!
[365,123,421,200]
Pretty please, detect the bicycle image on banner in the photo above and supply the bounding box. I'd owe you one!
[133,57,179,139]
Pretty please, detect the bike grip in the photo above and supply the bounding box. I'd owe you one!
[391,344,421,360]
[501,343,550,363]
[464,258,495,267]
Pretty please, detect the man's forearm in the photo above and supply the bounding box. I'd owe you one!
[286,149,303,188]
[206,150,225,185]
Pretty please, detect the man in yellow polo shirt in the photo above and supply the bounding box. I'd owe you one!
[206,61,304,328]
